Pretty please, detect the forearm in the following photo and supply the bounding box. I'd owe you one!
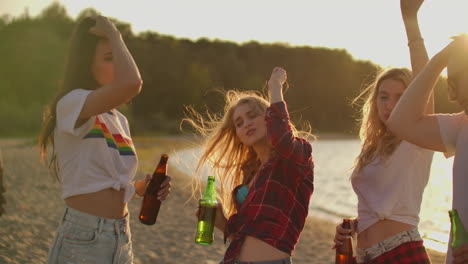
[403,16,429,76]
[403,15,433,114]
[269,82,283,104]
[389,54,446,126]
[109,32,142,95]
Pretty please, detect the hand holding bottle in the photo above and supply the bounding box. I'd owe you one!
[453,244,468,264]
[134,174,171,200]
[139,154,169,225]
[195,176,218,245]
[333,219,357,248]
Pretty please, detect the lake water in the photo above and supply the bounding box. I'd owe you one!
[170,138,453,253]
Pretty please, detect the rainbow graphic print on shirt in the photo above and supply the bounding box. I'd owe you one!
[84,116,136,156]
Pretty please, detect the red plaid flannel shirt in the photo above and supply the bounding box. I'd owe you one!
[222,101,314,263]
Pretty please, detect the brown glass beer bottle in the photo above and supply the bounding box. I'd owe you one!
[139,154,168,225]
[336,219,355,264]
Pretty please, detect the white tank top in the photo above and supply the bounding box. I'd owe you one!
[351,141,433,233]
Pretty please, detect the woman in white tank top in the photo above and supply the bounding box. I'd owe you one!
[333,1,434,263]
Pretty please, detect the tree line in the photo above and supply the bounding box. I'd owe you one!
[0,3,458,137]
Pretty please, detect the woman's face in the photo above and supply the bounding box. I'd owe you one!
[233,102,267,147]
[376,79,406,123]
[448,67,468,115]
[92,39,114,87]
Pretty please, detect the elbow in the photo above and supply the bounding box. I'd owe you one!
[133,78,143,95]
[125,78,143,98]
[386,116,409,139]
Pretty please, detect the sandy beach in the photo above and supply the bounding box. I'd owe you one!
[0,137,446,264]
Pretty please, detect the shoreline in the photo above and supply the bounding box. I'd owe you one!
[0,136,447,263]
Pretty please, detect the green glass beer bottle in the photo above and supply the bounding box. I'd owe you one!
[195,176,218,245]
[449,209,468,249]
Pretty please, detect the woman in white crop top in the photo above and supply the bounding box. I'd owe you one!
[333,1,434,263]
[387,34,468,263]
[38,16,171,263]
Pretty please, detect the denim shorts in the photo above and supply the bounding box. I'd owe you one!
[47,207,133,264]
[221,257,292,264]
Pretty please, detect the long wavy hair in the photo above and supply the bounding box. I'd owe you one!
[352,68,412,175]
[38,17,100,179]
[183,90,312,217]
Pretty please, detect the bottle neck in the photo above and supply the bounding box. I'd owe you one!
[154,155,168,174]
[201,179,217,204]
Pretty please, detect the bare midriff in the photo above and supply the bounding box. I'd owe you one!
[65,188,127,219]
[357,219,415,249]
[236,235,289,261]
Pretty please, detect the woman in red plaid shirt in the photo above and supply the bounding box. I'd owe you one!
[334,1,434,263]
[188,67,314,263]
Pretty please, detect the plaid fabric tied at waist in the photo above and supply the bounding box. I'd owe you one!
[360,241,431,264]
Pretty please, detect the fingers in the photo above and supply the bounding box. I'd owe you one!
[89,16,117,38]
[272,67,287,77]
[145,173,151,182]
[336,223,353,234]
[334,223,353,247]
[157,176,172,200]
[333,238,344,248]
[269,67,287,87]
[160,175,171,188]
[453,244,468,264]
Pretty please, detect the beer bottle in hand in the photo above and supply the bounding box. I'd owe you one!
[139,154,168,225]
[336,219,355,264]
[195,176,218,245]
[449,209,468,249]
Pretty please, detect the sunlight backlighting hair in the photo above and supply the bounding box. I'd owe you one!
[182,89,312,217]
[352,68,412,175]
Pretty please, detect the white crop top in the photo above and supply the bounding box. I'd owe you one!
[54,89,138,202]
[351,141,433,233]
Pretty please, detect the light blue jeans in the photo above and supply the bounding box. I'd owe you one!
[47,207,133,264]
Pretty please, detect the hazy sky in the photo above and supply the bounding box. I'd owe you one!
[2,0,467,68]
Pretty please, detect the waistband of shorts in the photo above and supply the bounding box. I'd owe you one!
[356,227,422,263]
[62,206,128,232]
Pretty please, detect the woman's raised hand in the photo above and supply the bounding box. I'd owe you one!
[89,15,119,39]
[268,67,287,89]
[400,0,424,19]
[268,67,287,103]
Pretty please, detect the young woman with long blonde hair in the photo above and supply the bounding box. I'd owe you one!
[187,67,314,264]
[334,1,434,263]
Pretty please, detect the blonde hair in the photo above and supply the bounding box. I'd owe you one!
[352,68,412,175]
[183,90,311,217]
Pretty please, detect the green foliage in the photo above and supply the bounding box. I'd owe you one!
[0,3,461,137]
